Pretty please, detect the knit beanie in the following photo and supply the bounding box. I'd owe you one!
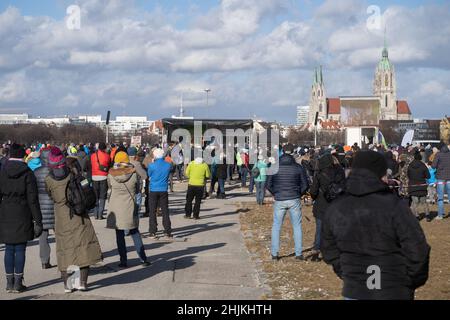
[352,150,388,178]
[49,147,66,168]
[9,143,26,159]
[115,151,130,163]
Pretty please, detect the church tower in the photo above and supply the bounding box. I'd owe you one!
[373,33,397,120]
[309,66,327,124]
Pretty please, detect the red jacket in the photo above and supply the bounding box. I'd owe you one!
[91,150,111,177]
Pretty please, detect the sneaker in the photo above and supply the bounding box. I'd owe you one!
[295,255,305,261]
[426,215,432,222]
[435,216,444,221]
[77,285,87,292]
[193,217,200,220]
[141,261,151,267]
[149,233,158,239]
[183,215,191,219]
[164,233,173,239]
[271,255,279,261]
[118,263,128,268]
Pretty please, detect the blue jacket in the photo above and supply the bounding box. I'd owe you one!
[427,167,436,185]
[28,158,42,172]
[266,154,309,201]
[148,158,171,192]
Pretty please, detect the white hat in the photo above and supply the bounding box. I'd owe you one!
[153,148,165,159]
[258,155,264,160]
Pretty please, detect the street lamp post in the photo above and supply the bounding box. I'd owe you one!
[205,88,211,118]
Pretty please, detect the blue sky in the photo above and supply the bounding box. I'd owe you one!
[0,0,449,123]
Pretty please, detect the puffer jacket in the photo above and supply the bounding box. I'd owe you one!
[0,160,43,244]
[266,154,309,201]
[432,145,450,180]
[34,165,55,230]
[321,168,430,300]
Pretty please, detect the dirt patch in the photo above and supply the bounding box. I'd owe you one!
[239,202,450,300]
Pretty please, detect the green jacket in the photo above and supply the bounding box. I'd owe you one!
[254,160,268,182]
[186,161,211,186]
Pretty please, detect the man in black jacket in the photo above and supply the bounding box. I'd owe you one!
[266,144,309,261]
[322,150,430,300]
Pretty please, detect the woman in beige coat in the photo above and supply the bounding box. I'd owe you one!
[106,152,150,268]
[45,147,102,293]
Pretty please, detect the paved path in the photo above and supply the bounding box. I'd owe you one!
[0,182,268,300]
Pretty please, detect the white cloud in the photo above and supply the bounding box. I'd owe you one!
[0,0,449,122]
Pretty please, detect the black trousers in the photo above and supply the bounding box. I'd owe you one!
[148,192,171,234]
[185,185,204,218]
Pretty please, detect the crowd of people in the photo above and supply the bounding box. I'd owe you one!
[0,138,449,300]
[266,141,449,300]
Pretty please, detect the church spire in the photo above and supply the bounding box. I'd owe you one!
[382,25,388,58]
[320,65,324,84]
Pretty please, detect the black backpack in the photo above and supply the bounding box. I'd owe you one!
[65,172,96,220]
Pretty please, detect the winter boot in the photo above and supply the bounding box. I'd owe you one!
[61,271,73,293]
[78,267,89,291]
[6,274,14,293]
[12,274,27,293]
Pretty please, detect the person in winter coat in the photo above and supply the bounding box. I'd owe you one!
[254,155,268,205]
[147,149,172,239]
[321,150,430,300]
[309,153,346,262]
[384,151,399,178]
[34,148,56,269]
[106,152,150,268]
[426,161,437,205]
[0,143,43,293]
[408,152,431,221]
[266,144,309,261]
[184,157,211,219]
[215,154,228,199]
[128,147,148,217]
[432,144,450,220]
[45,147,102,293]
[90,142,110,220]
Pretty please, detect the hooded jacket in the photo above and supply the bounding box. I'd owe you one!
[407,159,430,197]
[106,166,139,230]
[321,168,430,300]
[310,154,346,220]
[0,160,43,244]
[432,145,450,180]
[266,154,309,201]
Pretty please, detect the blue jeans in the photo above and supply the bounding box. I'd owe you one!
[218,178,225,194]
[313,218,322,251]
[4,243,27,274]
[271,199,303,257]
[437,180,450,218]
[241,167,249,187]
[255,181,266,204]
[115,229,147,264]
[249,175,255,193]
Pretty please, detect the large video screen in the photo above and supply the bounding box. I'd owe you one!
[340,98,380,126]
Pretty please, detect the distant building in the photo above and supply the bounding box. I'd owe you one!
[296,106,309,126]
[308,42,413,125]
[0,113,29,124]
